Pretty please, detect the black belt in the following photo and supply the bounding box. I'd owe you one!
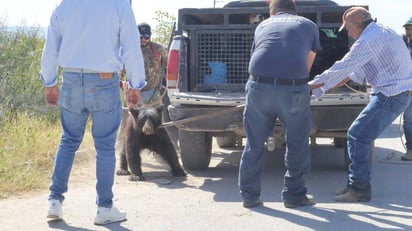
[249,75,308,86]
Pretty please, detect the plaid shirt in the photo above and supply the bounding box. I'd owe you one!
[313,22,412,97]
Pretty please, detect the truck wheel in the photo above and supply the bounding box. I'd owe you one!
[216,135,242,147]
[179,130,212,170]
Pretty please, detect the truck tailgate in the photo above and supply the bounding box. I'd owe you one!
[171,92,369,106]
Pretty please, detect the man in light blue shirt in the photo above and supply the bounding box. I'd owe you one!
[40,0,146,225]
[310,7,412,203]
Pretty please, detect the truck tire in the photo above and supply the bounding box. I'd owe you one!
[216,134,242,147]
[216,136,236,147]
[179,130,212,170]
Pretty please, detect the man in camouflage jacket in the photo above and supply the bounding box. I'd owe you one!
[117,22,172,160]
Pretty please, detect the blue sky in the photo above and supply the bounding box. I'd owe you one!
[0,0,410,35]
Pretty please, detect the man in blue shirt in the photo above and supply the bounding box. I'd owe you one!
[40,0,146,225]
[239,0,320,208]
[310,7,412,202]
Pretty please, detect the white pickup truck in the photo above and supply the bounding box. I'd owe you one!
[165,0,369,170]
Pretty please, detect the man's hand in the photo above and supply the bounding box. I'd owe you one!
[311,88,324,100]
[44,86,59,107]
[127,88,141,107]
[308,77,324,90]
[309,82,324,90]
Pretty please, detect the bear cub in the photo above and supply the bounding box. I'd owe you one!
[116,106,186,181]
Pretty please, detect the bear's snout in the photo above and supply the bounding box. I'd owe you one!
[142,120,155,135]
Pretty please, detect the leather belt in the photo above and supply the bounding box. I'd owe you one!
[62,68,114,79]
[250,75,308,86]
[62,68,108,73]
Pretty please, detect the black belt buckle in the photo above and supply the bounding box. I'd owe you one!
[250,75,307,86]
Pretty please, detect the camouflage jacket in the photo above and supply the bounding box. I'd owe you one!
[141,42,168,91]
[407,41,412,59]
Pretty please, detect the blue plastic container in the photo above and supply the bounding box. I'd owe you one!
[203,61,227,84]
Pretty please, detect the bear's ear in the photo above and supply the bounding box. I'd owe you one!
[128,108,139,118]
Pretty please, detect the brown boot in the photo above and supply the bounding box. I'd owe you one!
[335,188,348,195]
[335,189,371,202]
[243,198,263,208]
[401,149,412,161]
[284,196,315,208]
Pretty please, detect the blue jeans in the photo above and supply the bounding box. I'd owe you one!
[403,100,412,150]
[48,72,122,207]
[347,92,411,193]
[239,80,312,205]
[141,89,156,103]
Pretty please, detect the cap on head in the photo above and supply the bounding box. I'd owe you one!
[404,17,412,27]
[138,22,151,38]
[339,6,372,32]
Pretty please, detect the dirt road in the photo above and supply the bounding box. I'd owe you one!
[1,120,412,231]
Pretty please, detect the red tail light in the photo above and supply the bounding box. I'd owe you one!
[166,50,179,89]
[166,37,181,91]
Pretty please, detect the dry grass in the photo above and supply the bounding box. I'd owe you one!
[0,113,94,199]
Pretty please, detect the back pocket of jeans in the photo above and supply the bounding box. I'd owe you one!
[59,83,74,110]
[93,84,117,112]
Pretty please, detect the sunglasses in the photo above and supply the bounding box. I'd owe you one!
[140,35,150,40]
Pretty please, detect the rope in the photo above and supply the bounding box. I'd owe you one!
[121,80,245,128]
[378,152,412,165]
[141,85,167,108]
[342,83,369,95]
[399,113,407,151]
[160,104,245,128]
[121,81,166,110]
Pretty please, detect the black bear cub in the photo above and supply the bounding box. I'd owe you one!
[116,106,186,181]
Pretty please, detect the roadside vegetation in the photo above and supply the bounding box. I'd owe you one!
[0,13,175,199]
[151,11,176,47]
[0,19,64,198]
[0,20,94,198]
[0,113,59,197]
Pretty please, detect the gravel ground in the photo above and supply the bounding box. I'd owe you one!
[1,120,412,231]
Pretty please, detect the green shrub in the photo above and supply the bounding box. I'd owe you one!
[0,21,54,125]
[0,21,62,198]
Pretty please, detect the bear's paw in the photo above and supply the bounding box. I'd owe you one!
[171,168,187,177]
[116,169,130,176]
[129,174,145,181]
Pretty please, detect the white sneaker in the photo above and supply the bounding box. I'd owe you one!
[47,199,63,220]
[94,206,126,225]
